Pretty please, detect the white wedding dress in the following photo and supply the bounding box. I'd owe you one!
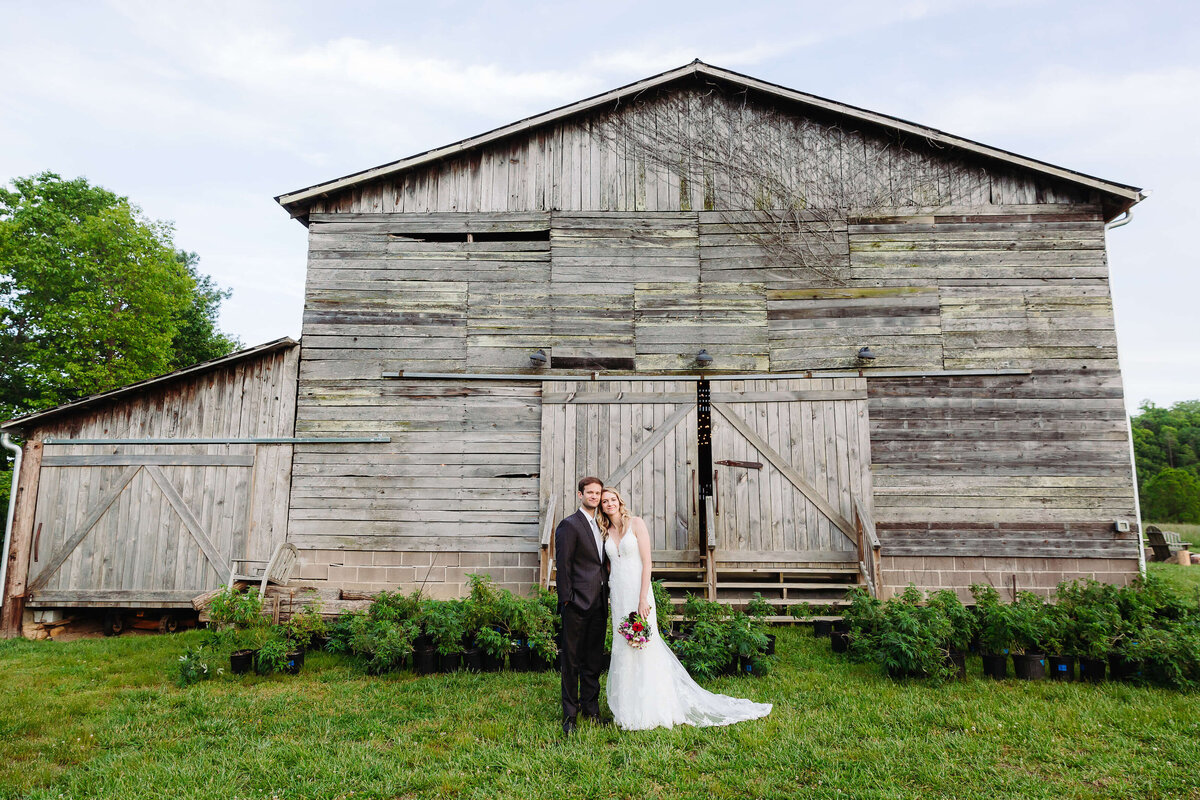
[605,526,773,731]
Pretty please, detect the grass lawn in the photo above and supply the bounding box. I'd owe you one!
[2,619,1198,800]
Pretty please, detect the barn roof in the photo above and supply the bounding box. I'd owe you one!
[276,60,1144,222]
[1,337,299,432]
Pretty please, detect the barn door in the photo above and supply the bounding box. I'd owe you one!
[708,377,873,565]
[539,380,699,561]
[24,447,256,606]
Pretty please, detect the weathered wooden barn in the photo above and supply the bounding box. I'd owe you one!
[2,61,1146,631]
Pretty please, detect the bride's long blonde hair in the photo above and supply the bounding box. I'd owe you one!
[598,487,632,539]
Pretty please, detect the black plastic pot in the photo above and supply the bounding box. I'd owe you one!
[309,635,330,652]
[480,650,505,672]
[509,640,531,672]
[283,649,304,675]
[230,649,257,675]
[414,646,438,675]
[1012,653,1046,681]
[812,620,833,638]
[413,633,433,650]
[1109,654,1142,682]
[529,650,555,672]
[981,652,1008,679]
[462,646,482,672]
[764,634,776,656]
[1048,655,1074,681]
[830,630,849,654]
[1078,657,1106,683]
[946,650,967,679]
[439,651,462,672]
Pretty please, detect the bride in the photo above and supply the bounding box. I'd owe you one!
[598,488,772,731]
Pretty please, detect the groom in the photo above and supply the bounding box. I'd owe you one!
[555,475,609,735]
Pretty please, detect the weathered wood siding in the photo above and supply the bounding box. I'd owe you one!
[291,82,1136,598]
[289,380,543,596]
[305,83,1093,216]
[20,345,299,607]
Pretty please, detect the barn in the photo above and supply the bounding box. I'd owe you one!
[2,61,1145,634]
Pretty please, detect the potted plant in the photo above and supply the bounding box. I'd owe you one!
[421,599,466,672]
[971,584,1012,679]
[1008,592,1049,681]
[256,628,304,675]
[283,602,328,652]
[1056,579,1119,682]
[466,574,520,671]
[744,593,776,655]
[207,585,267,674]
[842,587,883,664]
[671,616,733,680]
[874,585,953,681]
[1041,603,1073,681]
[927,589,975,679]
[726,612,771,676]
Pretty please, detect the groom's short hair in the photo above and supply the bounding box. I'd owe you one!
[578,476,603,493]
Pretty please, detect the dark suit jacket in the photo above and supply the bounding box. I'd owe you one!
[555,509,608,613]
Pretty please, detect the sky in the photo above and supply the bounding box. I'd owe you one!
[2,0,1197,414]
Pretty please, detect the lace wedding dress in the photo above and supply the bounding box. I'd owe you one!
[605,526,772,731]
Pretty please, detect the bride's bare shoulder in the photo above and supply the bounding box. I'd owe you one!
[631,516,649,534]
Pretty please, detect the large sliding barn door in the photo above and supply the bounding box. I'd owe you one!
[24,447,257,607]
[708,377,872,566]
[539,380,699,561]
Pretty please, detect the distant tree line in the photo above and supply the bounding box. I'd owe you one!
[1132,401,1200,523]
[0,171,240,511]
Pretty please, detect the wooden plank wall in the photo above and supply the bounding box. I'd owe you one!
[21,345,299,606]
[858,207,1139,592]
[289,380,543,596]
[305,84,1092,216]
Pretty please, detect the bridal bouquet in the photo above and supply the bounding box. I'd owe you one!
[618,612,652,649]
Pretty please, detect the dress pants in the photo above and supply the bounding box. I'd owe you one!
[560,602,607,720]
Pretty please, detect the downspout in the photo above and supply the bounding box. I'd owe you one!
[1,434,21,607]
[1105,209,1146,576]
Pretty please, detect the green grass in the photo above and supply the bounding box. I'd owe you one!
[2,628,1198,800]
[1149,561,1200,600]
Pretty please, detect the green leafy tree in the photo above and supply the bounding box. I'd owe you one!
[1141,468,1200,524]
[0,172,238,421]
[0,172,239,500]
[1131,401,1200,522]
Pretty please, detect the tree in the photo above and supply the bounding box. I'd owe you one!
[1141,468,1200,524]
[0,171,239,422]
[0,172,240,500]
[171,250,241,369]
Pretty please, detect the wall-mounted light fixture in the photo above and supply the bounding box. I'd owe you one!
[695,349,714,367]
[529,349,548,368]
[856,346,876,361]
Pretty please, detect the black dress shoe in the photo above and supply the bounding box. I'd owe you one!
[562,717,577,736]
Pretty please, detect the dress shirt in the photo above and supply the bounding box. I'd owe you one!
[579,506,604,561]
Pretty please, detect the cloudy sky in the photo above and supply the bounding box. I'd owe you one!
[2,0,1196,413]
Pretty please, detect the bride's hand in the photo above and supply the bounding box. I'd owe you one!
[639,599,650,619]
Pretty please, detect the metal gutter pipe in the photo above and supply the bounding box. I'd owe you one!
[0,435,21,608]
[1102,207,1146,574]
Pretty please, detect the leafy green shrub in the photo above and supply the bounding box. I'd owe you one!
[682,594,731,624]
[874,585,953,681]
[517,594,558,662]
[842,587,884,662]
[651,580,673,621]
[971,584,1013,655]
[745,593,774,620]
[369,590,423,624]
[926,589,976,652]
[208,585,264,629]
[1007,592,1051,655]
[283,603,327,649]
[419,599,466,656]
[672,617,732,679]
[175,645,216,687]
[348,614,419,674]
[1055,579,1120,660]
[324,611,361,654]
[255,629,295,675]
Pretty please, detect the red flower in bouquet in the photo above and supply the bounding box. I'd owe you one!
[618,611,652,649]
